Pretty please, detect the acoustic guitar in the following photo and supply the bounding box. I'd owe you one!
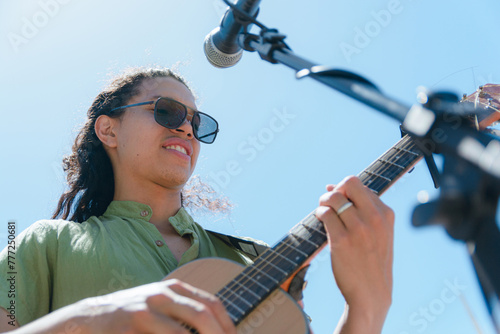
[167,85,500,334]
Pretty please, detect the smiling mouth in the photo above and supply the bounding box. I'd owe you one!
[164,145,188,155]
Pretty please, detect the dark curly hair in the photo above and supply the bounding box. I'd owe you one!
[52,66,231,223]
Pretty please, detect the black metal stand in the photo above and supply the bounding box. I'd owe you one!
[412,152,500,330]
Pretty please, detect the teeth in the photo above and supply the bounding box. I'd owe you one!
[165,145,187,155]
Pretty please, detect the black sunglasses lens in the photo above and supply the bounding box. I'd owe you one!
[155,99,186,128]
[194,113,218,144]
[155,98,218,144]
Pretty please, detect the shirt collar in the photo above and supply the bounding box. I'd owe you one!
[102,201,195,235]
[103,201,154,221]
[168,206,196,236]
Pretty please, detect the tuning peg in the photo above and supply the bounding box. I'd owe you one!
[479,85,486,97]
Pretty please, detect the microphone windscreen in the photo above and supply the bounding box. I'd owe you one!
[204,28,243,68]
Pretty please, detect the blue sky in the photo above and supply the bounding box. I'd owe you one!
[1,0,500,333]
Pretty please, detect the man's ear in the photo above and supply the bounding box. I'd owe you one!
[95,115,119,148]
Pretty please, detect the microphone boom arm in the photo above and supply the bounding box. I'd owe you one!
[241,30,409,122]
[239,29,500,184]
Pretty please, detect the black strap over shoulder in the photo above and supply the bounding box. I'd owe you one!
[206,230,269,260]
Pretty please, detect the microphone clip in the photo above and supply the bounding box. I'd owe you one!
[239,28,291,64]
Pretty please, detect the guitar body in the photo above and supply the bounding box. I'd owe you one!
[164,258,310,334]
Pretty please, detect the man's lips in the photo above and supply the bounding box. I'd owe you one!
[164,144,187,155]
[161,138,192,156]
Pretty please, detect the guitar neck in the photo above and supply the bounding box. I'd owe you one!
[359,134,423,195]
[216,134,423,325]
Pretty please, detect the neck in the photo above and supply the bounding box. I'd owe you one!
[113,175,184,232]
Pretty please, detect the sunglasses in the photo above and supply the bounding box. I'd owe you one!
[108,97,219,144]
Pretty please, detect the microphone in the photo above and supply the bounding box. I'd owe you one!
[204,0,262,68]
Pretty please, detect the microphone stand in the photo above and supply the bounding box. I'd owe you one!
[413,152,500,329]
[411,93,500,330]
[236,26,500,330]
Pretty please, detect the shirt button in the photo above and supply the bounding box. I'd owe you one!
[155,240,164,247]
[140,210,149,217]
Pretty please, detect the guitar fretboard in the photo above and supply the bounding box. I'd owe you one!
[216,134,423,325]
[359,134,422,195]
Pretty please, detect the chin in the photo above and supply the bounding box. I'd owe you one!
[159,171,192,189]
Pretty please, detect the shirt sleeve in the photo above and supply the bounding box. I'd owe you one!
[0,221,57,326]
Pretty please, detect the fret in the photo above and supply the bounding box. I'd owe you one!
[243,263,279,285]
[219,301,245,324]
[290,225,314,243]
[393,144,420,156]
[301,219,327,236]
[358,135,423,195]
[364,181,389,195]
[290,230,322,249]
[384,147,418,164]
[274,236,316,268]
[230,279,262,300]
[294,220,324,238]
[265,247,300,267]
[280,238,309,257]
[227,273,270,294]
[362,170,392,182]
[365,161,406,180]
[388,152,419,166]
[360,174,389,188]
[281,244,310,265]
[221,295,247,314]
[289,223,310,238]
[220,287,255,308]
[378,158,405,169]
[221,269,271,301]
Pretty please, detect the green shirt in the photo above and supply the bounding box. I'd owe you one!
[0,201,253,326]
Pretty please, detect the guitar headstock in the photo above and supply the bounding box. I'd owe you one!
[460,83,500,130]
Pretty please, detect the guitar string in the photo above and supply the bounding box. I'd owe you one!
[360,135,419,194]
[358,136,414,193]
[374,136,420,192]
[374,136,420,193]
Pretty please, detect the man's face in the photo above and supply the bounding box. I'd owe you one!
[110,76,201,191]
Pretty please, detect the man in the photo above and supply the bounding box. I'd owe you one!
[0,67,394,333]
